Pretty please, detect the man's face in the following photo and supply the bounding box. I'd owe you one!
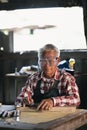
[39,50,60,78]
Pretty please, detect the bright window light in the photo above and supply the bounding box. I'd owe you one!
[13,7,86,52]
[0,7,86,52]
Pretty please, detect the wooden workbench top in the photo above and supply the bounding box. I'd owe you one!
[0,106,87,130]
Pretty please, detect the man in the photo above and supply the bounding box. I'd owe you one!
[15,44,80,110]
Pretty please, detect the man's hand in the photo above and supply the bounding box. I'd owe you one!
[22,97,34,107]
[37,98,54,111]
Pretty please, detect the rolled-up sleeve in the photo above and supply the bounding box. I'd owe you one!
[52,74,80,107]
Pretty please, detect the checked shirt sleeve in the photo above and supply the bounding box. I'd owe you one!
[15,75,35,107]
[52,73,80,107]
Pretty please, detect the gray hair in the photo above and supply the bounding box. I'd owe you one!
[38,44,60,58]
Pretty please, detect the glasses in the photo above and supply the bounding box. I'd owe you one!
[39,58,58,66]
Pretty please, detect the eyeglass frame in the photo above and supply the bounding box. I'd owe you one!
[38,57,59,66]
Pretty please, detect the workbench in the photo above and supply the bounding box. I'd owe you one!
[0,105,87,130]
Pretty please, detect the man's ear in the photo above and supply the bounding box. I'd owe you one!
[57,57,60,63]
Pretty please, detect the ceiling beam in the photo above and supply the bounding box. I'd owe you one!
[0,0,82,10]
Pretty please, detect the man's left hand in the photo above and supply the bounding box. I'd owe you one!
[37,98,54,111]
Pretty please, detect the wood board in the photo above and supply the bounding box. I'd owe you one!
[15,106,78,124]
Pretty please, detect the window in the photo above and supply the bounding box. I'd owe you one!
[0,7,86,52]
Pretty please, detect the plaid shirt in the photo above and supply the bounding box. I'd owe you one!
[15,68,80,107]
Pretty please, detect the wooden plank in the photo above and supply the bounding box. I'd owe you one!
[0,106,87,130]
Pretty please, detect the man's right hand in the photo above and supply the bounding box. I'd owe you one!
[22,97,34,107]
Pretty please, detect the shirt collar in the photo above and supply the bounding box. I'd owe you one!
[54,68,61,80]
[39,68,61,82]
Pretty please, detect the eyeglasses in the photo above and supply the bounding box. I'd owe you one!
[39,58,58,66]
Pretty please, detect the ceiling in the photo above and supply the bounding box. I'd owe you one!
[0,0,82,10]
